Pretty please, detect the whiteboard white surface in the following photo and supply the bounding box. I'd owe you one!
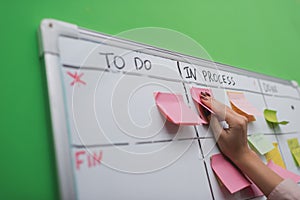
[62,68,198,145]
[276,133,300,175]
[73,140,212,200]
[264,96,300,134]
[39,19,300,200]
[200,138,267,200]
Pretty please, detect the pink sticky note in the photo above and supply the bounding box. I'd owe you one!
[211,153,251,194]
[154,92,204,125]
[267,160,300,183]
[190,87,214,124]
[248,179,264,197]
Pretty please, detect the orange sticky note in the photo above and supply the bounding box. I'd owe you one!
[190,87,214,124]
[227,91,260,122]
[154,92,204,125]
[211,154,251,194]
[264,142,286,169]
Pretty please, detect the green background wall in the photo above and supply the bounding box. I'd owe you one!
[1,0,300,199]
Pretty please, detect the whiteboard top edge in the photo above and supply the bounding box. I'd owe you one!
[38,18,294,87]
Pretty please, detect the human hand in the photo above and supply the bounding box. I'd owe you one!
[200,92,253,163]
[200,92,284,196]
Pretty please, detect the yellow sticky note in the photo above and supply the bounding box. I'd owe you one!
[263,109,289,125]
[264,142,286,169]
[287,138,299,150]
[287,138,300,167]
[292,148,300,167]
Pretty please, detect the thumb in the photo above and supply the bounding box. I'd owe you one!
[209,115,225,142]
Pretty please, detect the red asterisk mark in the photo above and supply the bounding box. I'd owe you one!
[67,71,86,86]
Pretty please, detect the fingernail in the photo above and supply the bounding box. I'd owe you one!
[205,92,211,97]
[200,92,206,96]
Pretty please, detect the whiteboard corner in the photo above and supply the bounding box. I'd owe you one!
[38,18,79,56]
[291,80,299,87]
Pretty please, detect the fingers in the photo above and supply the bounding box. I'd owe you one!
[209,115,225,141]
[200,94,238,125]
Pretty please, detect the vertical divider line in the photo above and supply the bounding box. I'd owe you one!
[257,79,288,166]
[177,60,215,200]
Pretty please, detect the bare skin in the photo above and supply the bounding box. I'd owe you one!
[200,92,283,196]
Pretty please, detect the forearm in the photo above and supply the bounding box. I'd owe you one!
[233,150,283,196]
[201,96,285,196]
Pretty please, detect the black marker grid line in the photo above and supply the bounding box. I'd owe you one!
[64,62,300,151]
[61,44,300,200]
[62,64,300,101]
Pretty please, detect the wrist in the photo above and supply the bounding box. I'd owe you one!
[231,149,258,167]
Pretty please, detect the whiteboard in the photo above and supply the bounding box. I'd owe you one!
[38,19,300,200]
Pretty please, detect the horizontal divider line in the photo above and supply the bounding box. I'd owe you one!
[62,64,300,100]
[71,131,298,149]
[273,131,299,135]
[72,142,129,148]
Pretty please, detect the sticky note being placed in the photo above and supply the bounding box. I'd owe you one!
[264,142,286,169]
[227,91,260,122]
[248,133,274,155]
[190,87,214,124]
[154,92,204,125]
[211,153,251,194]
[267,160,300,183]
[287,138,300,167]
[263,109,289,125]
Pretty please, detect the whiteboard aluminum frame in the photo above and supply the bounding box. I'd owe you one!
[39,19,79,200]
[38,18,299,200]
